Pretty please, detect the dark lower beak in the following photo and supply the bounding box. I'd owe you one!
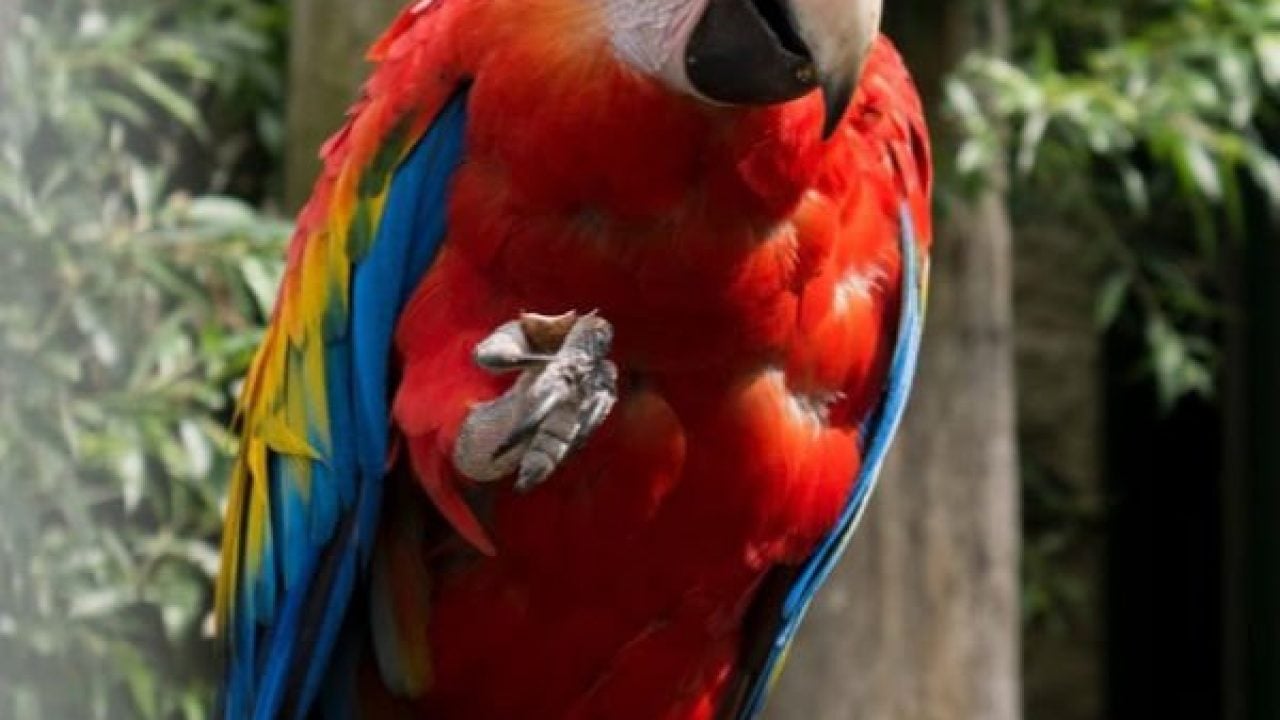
[820,77,855,139]
[684,0,858,140]
[684,0,816,107]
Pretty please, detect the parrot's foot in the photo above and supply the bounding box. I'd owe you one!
[452,311,618,492]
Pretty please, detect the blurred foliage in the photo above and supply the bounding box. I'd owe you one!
[950,0,1280,408]
[0,1,288,717]
[946,0,1280,648]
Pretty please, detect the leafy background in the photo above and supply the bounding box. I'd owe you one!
[0,1,287,716]
[0,0,1276,717]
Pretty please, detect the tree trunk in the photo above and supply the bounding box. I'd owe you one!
[767,2,1021,718]
[285,0,403,209]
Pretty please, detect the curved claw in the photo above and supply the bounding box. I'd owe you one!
[473,320,554,373]
[453,311,619,491]
[492,389,565,460]
[573,393,615,453]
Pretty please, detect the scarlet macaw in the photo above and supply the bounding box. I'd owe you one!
[216,0,932,717]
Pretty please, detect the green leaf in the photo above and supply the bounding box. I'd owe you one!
[1244,143,1280,206]
[122,65,204,136]
[1255,33,1280,85]
[1175,135,1224,202]
[185,195,260,229]
[1095,272,1131,329]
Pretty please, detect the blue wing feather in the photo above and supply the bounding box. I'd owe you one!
[292,95,468,716]
[222,92,468,720]
[734,204,928,719]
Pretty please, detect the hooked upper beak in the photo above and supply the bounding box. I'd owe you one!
[796,0,884,137]
[682,0,883,139]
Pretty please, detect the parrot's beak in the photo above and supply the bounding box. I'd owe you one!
[792,0,883,138]
[683,0,883,139]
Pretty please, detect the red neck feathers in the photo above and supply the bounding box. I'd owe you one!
[439,0,829,227]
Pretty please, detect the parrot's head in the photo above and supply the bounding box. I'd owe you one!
[601,0,883,136]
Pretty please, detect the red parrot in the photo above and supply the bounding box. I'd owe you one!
[216,0,932,717]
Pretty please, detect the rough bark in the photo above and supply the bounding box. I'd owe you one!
[767,1,1021,718]
[285,0,403,209]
